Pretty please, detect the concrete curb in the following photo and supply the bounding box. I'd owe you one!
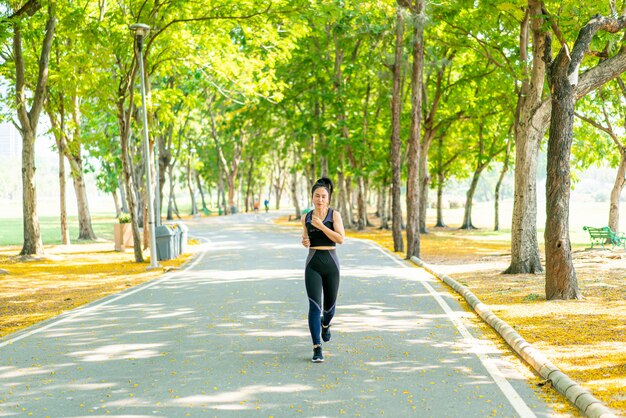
[410,256,617,418]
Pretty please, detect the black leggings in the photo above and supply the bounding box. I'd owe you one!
[305,249,340,345]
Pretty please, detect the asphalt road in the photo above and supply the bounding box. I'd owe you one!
[0,213,559,417]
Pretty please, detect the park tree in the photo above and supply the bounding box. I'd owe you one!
[399,0,426,259]
[418,46,455,233]
[88,0,305,261]
[301,0,382,228]
[389,5,405,253]
[1,1,56,256]
[459,115,512,230]
[507,1,626,274]
[80,91,126,216]
[45,6,103,241]
[47,92,70,245]
[494,137,512,231]
[544,12,626,300]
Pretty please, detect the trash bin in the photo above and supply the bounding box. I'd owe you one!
[155,225,177,261]
[176,222,189,254]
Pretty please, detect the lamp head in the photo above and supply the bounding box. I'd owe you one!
[130,23,150,37]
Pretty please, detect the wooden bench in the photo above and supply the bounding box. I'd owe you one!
[288,208,312,222]
[582,226,626,249]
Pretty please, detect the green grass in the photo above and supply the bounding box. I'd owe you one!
[0,215,116,246]
[0,198,611,249]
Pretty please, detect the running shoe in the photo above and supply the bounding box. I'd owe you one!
[321,324,331,342]
[312,345,324,362]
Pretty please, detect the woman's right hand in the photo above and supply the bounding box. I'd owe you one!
[302,236,310,248]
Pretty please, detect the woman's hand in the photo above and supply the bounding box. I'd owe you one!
[302,236,310,248]
[311,215,325,230]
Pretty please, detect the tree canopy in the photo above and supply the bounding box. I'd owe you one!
[1,0,626,300]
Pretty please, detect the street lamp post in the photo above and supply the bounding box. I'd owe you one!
[130,23,159,269]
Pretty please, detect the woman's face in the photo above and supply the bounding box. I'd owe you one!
[312,187,330,209]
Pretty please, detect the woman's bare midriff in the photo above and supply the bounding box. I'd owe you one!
[310,246,336,250]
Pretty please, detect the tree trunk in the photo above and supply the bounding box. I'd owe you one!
[220,169,228,215]
[506,118,546,273]
[608,150,626,232]
[187,152,197,215]
[119,177,129,213]
[172,192,181,219]
[245,158,254,213]
[20,131,44,255]
[227,174,236,214]
[545,53,580,300]
[405,0,424,258]
[291,168,300,218]
[436,171,446,227]
[460,167,484,230]
[68,93,96,240]
[58,142,70,245]
[337,170,351,227]
[50,102,70,245]
[356,175,367,230]
[68,154,96,240]
[196,172,208,212]
[112,190,121,218]
[379,185,389,230]
[418,137,431,234]
[376,186,383,219]
[504,0,546,274]
[390,6,405,252]
[167,165,175,221]
[158,124,173,215]
[494,139,511,231]
[117,100,143,262]
[387,185,394,226]
[216,154,225,215]
[274,184,283,210]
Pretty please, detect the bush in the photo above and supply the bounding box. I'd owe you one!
[593,191,609,202]
[118,213,131,224]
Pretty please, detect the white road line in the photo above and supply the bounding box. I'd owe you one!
[0,235,211,349]
[362,239,537,418]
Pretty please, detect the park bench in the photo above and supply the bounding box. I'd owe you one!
[288,208,313,222]
[582,226,626,249]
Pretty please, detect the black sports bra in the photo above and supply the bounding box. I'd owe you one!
[305,208,335,247]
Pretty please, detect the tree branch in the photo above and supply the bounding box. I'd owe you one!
[575,18,626,97]
[574,111,622,148]
[145,3,273,54]
[8,0,41,19]
[30,2,56,130]
[442,19,515,75]
[13,23,29,134]
[541,2,568,50]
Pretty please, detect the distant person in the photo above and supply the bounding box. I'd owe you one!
[253,200,260,214]
[301,177,345,362]
[263,199,269,213]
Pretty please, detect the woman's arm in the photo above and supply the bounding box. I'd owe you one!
[301,214,310,248]
[311,211,345,244]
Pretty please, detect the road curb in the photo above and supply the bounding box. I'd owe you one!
[410,256,617,418]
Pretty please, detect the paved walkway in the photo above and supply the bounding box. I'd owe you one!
[0,213,558,417]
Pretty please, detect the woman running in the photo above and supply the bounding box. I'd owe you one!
[301,177,345,362]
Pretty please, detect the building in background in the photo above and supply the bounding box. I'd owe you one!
[0,122,20,158]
